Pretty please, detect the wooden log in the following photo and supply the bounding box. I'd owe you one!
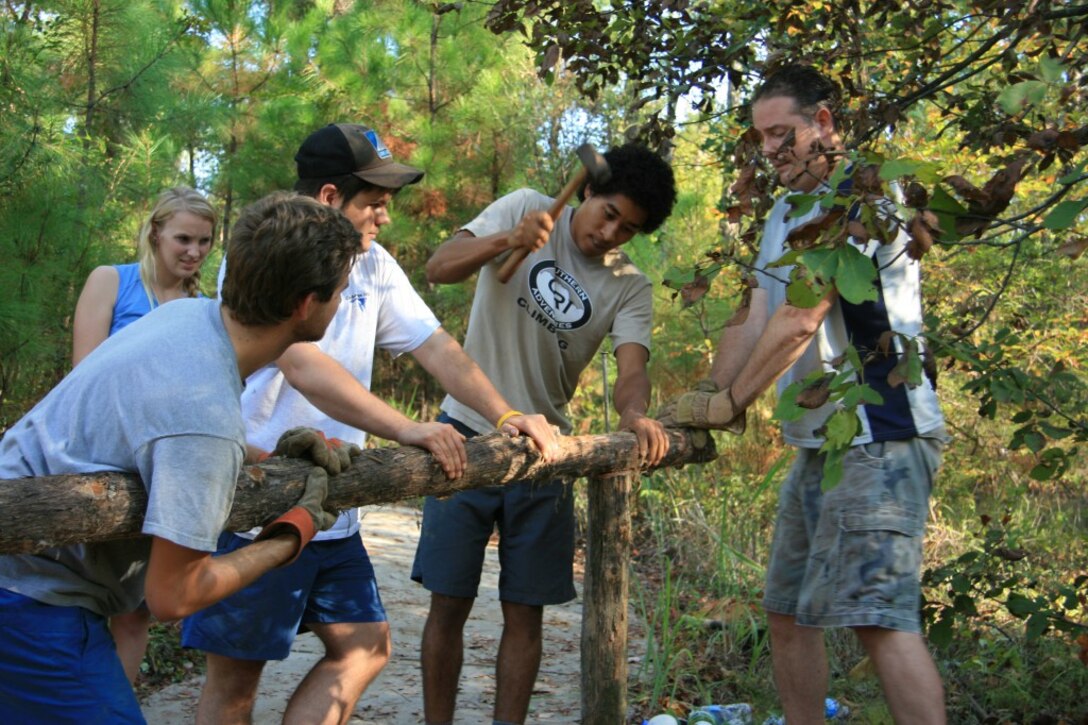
[581,469,634,725]
[0,429,716,555]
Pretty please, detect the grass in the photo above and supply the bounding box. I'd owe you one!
[134,621,205,700]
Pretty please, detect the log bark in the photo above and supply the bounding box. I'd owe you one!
[581,469,633,725]
[0,429,716,555]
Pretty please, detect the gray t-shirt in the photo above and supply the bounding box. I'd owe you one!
[0,298,245,616]
[442,188,653,434]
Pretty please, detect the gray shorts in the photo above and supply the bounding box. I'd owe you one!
[410,415,577,606]
[762,431,946,633]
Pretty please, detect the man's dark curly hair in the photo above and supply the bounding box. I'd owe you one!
[753,63,842,121]
[589,143,676,233]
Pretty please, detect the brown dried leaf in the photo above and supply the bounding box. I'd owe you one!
[1057,237,1088,259]
[1025,128,1060,152]
[786,208,843,250]
[679,273,710,308]
[887,360,909,388]
[904,182,929,209]
[541,44,561,71]
[796,373,834,409]
[906,213,936,260]
[944,174,990,205]
[730,164,758,197]
[876,330,897,355]
[728,164,759,218]
[854,164,883,195]
[978,157,1026,216]
[880,104,901,126]
[723,277,756,327]
[846,220,871,243]
[1057,130,1082,151]
[994,546,1028,562]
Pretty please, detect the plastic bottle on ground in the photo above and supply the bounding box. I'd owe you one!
[645,714,680,725]
[825,696,850,719]
[689,703,754,724]
[688,708,722,725]
[719,703,754,724]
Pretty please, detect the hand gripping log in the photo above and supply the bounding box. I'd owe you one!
[497,143,613,283]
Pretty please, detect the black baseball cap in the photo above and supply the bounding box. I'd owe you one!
[295,123,424,189]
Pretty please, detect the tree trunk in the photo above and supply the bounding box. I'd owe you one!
[581,469,633,725]
[0,429,715,555]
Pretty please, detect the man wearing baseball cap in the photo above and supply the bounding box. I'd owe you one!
[182,123,558,724]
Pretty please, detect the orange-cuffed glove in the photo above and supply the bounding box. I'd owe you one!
[255,467,338,565]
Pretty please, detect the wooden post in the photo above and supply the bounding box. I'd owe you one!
[581,468,635,724]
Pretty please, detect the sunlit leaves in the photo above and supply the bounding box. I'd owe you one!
[998,80,1048,116]
[1043,198,1088,230]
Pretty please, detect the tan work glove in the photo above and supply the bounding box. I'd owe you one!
[273,427,362,475]
[255,467,338,565]
[658,380,746,435]
[656,378,719,427]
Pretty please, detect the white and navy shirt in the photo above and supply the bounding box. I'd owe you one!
[753,189,944,449]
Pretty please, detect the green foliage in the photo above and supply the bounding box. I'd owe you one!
[923,514,1088,649]
[135,622,204,698]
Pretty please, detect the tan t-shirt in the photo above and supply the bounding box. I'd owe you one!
[441,188,652,434]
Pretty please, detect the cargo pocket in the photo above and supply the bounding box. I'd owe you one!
[834,502,923,608]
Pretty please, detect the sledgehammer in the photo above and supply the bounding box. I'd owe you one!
[497,143,612,284]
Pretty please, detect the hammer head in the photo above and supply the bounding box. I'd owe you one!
[575,143,612,190]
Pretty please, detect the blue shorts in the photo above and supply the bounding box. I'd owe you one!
[763,432,946,633]
[410,414,577,606]
[181,532,386,661]
[0,589,143,724]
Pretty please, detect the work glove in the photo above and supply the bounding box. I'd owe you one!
[273,427,361,475]
[255,467,339,565]
[656,378,719,427]
[658,380,747,435]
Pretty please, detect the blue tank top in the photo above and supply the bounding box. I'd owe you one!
[109,263,155,335]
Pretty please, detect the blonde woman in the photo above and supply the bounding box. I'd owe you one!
[73,186,217,365]
[71,186,217,683]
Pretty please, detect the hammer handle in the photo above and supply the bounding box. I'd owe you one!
[497,167,589,284]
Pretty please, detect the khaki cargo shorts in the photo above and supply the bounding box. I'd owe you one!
[762,431,946,633]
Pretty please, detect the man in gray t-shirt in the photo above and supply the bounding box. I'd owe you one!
[0,193,359,722]
[412,144,677,725]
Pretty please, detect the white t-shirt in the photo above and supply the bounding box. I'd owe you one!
[442,188,653,435]
[752,190,944,448]
[221,242,440,539]
[0,299,245,616]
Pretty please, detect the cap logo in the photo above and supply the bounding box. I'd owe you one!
[365,130,392,160]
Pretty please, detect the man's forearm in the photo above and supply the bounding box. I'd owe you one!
[278,344,414,442]
[413,330,511,426]
[146,535,299,622]
[729,293,834,409]
[425,231,511,284]
[613,369,651,425]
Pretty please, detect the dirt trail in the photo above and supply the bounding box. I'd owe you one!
[140,504,618,723]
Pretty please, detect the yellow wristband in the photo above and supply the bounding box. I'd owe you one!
[495,410,524,429]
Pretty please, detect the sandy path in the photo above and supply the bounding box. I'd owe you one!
[140,505,607,723]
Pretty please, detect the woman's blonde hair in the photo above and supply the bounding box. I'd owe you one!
[136,187,218,300]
